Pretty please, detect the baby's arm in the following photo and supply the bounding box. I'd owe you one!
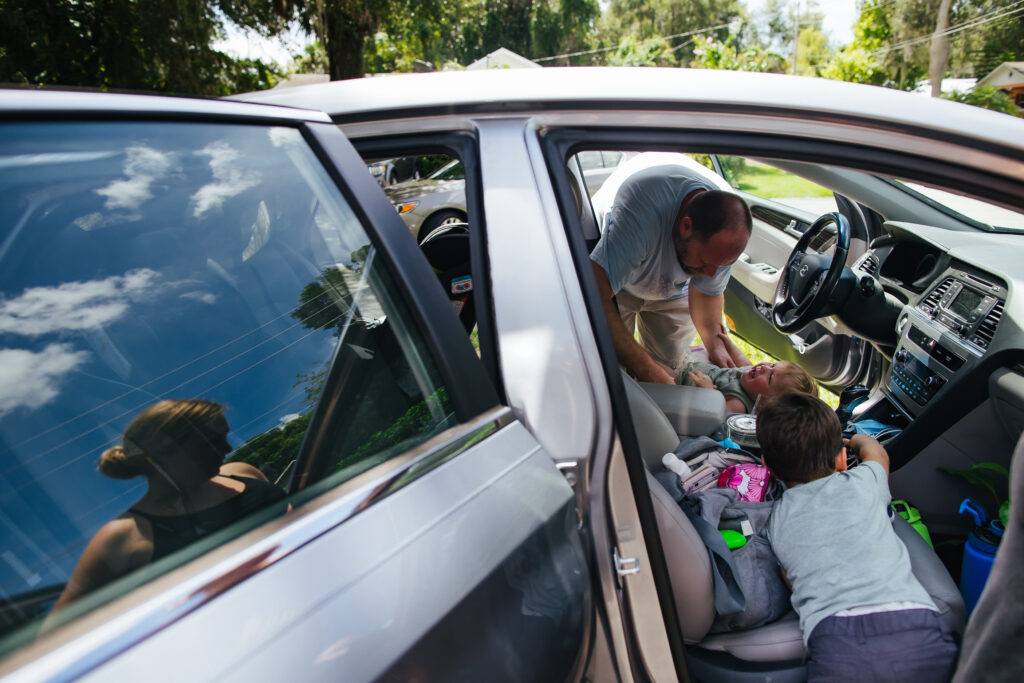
[847,434,890,475]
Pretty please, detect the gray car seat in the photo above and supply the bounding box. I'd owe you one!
[620,371,966,680]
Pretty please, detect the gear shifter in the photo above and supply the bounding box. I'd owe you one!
[836,384,870,434]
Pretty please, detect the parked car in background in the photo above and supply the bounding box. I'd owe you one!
[384,158,468,241]
[2,68,1023,681]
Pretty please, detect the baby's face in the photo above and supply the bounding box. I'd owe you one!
[739,362,778,398]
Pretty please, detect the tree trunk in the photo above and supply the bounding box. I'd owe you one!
[929,0,953,98]
[316,3,379,81]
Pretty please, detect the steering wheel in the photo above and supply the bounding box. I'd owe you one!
[772,212,850,333]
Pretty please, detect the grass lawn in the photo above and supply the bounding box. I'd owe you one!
[731,161,834,199]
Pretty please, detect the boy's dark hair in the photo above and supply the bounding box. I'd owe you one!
[756,392,843,483]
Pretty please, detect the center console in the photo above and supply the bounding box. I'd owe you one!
[887,265,1006,416]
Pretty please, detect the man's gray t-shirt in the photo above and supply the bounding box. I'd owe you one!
[766,461,936,644]
[590,165,731,301]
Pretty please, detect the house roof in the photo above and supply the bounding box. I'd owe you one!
[977,62,1024,90]
[466,48,540,71]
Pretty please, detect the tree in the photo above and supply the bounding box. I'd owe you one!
[0,0,286,94]
[600,0,742,67]
[690,34,785,72]
[929,0,953,96]
[942,86,1022,117]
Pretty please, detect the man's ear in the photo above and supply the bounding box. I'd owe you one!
[677,215,693,239]
[835,447,848,472]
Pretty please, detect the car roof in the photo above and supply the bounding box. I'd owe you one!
[0,88,332,123]
[233,67,1024,153]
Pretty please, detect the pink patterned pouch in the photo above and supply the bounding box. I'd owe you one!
[717,464,771,503]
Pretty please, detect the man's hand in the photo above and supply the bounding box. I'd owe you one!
[687,370,717,389]
[717,330,752,366]
[706,340,737,368]
[689,289,736,367]
[636,358,677,384]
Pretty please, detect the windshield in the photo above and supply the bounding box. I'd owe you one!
[893,181,1024,233]
[429,160,464,181]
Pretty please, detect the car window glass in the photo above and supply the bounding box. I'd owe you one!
[714,155,838,217]
[0,121,455,653]
[894,181,1024,232]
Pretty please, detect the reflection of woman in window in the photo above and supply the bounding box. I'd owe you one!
[50,400,284,612]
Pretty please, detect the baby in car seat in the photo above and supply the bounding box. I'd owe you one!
[679,359,816,413]
[756,393,957,683]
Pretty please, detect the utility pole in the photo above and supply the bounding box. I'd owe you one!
[792,0,801,75]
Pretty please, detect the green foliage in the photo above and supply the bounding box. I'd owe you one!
[600,0,742,67]
[942,86,1022,117]
[606,36,673,67]
[290,41,328,74]
[691,34,785,72]
[345,387,451,468]
[291,267,356,335]
[229,412,311,484]
[0,0,285,94]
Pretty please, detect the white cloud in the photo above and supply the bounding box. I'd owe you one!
[0,269,159,336]
[279,412,301,426]
[268,128,301,148]
[191,142,261,218]
[0,344,88,414]
[181,291,218,305]
[96,146,174,211]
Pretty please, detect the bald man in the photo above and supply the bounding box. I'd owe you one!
[591,164,752,384]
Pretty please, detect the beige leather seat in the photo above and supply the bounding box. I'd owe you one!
[621,372,966,679]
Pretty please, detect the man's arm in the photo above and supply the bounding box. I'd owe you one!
[592,261,675,384]
[689,287,741,368]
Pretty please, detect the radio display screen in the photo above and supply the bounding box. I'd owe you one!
[949,287,983,319]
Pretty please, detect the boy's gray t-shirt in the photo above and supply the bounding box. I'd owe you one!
[766,461,936,644]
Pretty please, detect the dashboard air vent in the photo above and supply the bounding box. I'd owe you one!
[922,278,955,310]
[858,254,878,276]
[973,300,1004,349]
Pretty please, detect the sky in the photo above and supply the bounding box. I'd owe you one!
[216,0,861,68]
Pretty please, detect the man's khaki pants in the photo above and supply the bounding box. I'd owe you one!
[616,290,699,372]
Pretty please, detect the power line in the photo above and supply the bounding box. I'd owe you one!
[528,21,737,63]
[805,1,1024,67]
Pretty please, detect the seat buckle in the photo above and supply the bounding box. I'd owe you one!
[614,548,640,578]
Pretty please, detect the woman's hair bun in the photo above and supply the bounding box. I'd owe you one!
[98,445,146,480]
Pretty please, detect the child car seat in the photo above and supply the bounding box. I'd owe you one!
[419,222,475,334]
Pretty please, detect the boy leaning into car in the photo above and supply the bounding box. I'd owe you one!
[756,393,958,682]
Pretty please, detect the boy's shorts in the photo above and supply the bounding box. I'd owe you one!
[807,608,957,682]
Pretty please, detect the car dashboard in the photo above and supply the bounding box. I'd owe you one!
[854,222,1020,420]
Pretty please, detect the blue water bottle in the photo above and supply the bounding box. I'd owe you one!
[959,498,1004,615]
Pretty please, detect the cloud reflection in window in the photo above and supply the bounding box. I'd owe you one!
[95,146,174,211]
[0,269,159,336]
[191,142,261,218]
[0,344,88,414]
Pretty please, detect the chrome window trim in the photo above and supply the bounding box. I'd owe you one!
[336,109,1024,189]
[0,90,331,123]
[2,406,515,681]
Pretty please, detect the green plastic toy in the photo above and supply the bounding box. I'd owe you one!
[892,500,933,548]
[720,529,748,550]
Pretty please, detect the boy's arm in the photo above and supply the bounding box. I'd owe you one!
[847,434,890,475]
